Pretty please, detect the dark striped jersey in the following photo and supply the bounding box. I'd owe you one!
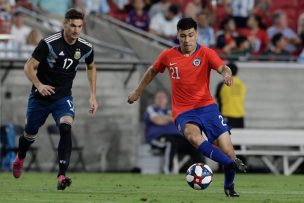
[31,31,94,105]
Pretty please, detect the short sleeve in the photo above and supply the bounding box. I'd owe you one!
[207,48,224,70]
[32,40,49,62]
[85,48,94,65]
[152,50,167,73]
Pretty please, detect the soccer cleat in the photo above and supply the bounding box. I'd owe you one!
[12,154,25,178]
[224,185,240,197]
[233,158,247,172]
[57,175,72,190]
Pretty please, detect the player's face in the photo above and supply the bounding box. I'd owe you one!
[64,19,83,41]
[177,28,198,54]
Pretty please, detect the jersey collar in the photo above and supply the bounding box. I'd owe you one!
[177,43,201,56]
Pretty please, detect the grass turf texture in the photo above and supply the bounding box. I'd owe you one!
[0,172,304,203]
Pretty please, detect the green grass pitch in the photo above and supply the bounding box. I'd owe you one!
[0,172,304,203]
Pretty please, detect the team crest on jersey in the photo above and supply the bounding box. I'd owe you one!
[74,49,81,60]
[192,58,201,67]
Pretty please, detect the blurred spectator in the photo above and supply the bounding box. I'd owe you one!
[240,15,268,54]
[148,0,170,19]
[20,29,42,58]
[143,0,151,11]
[0,9,11,33]
[267,10,301,54]
[223,0,254,28]
[34,0,72,18]
[76,0,110,16]
[216,17,238,50]
[253,0,271,26]
[144,90,203,174]
[298,13,304,47]
[149,4,180,41]
[0,11,19,58]
[11,10,31,45]
[264,33,290,61]
[127,0,150,31]
[184,0,202,20]
[15,0,33,10]
[215,62,247,128]
[113,0,129,10]
[297,48,304,64]
[223,35,251,58]
[196,11,215,47]
[184,0,215,24]
[0,0,15,13]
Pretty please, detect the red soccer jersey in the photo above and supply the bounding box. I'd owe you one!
[152,44,224,120]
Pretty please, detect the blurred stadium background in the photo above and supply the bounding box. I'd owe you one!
[1,0,304,174]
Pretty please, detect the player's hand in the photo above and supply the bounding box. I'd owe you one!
[37,83,55,96]
[223,73,232,86]
[128,90,140,104]
[89,96,98,116]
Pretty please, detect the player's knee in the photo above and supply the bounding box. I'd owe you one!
[24,127,38,140]
[24,133,37,142]
[59,122,71,136]
[184,130,203,147]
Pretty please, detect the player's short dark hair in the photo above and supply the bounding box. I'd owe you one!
[271,33,283,46]
[177,17,197,31]
[65,8,84,20]
[227,62,238,76]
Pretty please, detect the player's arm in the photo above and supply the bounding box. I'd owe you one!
[217,64,232,86]
[128,66,158,104]
[24,57,55,96]
[150,115,173,125]
[86,62,98,116]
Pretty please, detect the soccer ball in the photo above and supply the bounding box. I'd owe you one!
[186,163,213,190]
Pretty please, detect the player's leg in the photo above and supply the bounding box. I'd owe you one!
[183,123,234,166]
[58,116,73,175]
[55,115,73,190]
[13,96,50,178]
[52,96,75,190]
[213,132,240,197]
[213,132,246,197]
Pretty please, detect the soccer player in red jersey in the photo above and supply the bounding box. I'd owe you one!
[128,17,246,197]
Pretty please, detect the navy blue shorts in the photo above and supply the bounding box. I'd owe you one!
[25,95,75,135]
[175,104,230,143]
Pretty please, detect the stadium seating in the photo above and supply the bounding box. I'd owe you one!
[47,124,86,172]
[270,0,298,10]
[137,144,191,174]
[231,129,304,176]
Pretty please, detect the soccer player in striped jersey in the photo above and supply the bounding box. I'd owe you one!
[128,17,246,197]
[12,8,98,190]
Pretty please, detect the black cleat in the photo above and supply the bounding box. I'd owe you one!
[233,158,247,172]
[57,175,72,190]
[224,186,240,197]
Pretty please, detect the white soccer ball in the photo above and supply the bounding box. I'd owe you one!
[186,163,213,190]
